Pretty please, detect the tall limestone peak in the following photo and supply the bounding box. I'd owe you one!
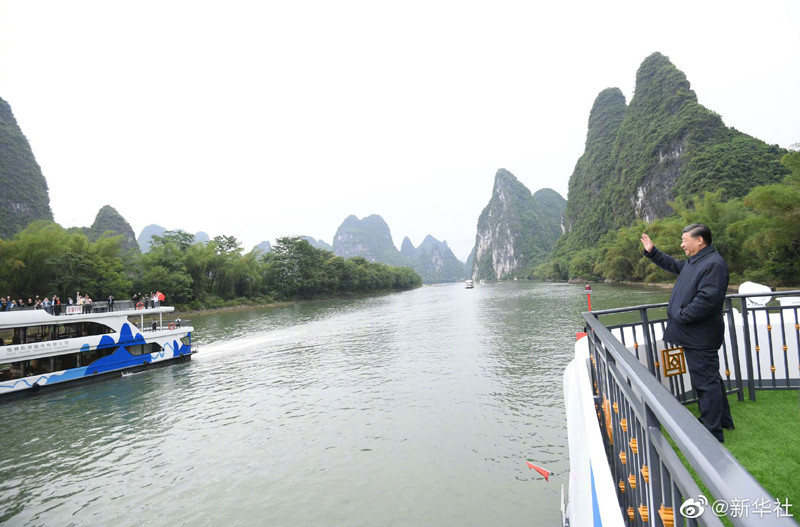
[561,52,788,250]
[137,224,167,253]
[137,225,216,252]
[89,205,140,253]
[0,97,53,239]
[620,51,786,216]
[417,234,446,254]
[400,236,416,258]
[562,88,627,249]
[332,214,406,266]
[585,88,627,151]
[404,234,467,284]
[254,240,272,254]
[301,236,332,252]
[332,216,467,283]
[630,52,697,112]
[472,169,566,280]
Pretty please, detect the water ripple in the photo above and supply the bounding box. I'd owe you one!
[0,282,635,526]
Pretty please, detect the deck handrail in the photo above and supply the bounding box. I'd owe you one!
[0,299,172,316]
[592,290,800,402]
[582,289,800,526]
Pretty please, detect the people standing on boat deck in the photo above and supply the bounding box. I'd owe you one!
[151,320,158,331]
[640,223,734,442]
[108,295,114,312]
[84,295,93,314]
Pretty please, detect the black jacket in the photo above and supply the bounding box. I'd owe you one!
[645,244,729,348]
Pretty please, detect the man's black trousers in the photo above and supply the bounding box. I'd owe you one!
[683,346,734,441]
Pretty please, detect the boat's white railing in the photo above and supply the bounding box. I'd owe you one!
[0,299,174,315]
[582,289,800,527]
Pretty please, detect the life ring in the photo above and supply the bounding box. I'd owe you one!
[168,323,175,330]
[136,302,144,310]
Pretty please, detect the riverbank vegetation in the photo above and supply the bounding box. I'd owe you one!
[0,232,422,310]
[534,150,800,287]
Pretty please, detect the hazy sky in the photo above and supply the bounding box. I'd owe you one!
[1,1,798,260]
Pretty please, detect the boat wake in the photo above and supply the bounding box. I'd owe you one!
[197,331,293,357]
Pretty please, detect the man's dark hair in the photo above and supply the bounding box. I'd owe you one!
[683,223,712,245]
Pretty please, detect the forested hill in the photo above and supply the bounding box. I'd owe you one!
[332,214,467,283]
[87,205,140,253]
[560,52,788,252]
[472,169,566,280]
[333,214,407,267]
[0,97,53,240]
[402,234,467,284]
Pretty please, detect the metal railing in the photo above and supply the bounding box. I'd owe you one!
[593,291,800,403]
[583,290,800,526]
[0,299,170,315]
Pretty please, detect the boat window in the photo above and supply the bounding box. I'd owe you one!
[0,322,114,345]
[56,322,114,340]
[82,346,114,365]
[2,361,24,379]
[27,358,54,376]
[54,353,79,371]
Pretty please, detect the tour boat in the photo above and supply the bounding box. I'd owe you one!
[0,301,195,398]
[465,279,474,289]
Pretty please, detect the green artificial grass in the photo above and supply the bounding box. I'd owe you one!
[675,390,800,525]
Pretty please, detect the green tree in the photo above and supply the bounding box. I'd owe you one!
[729,151,800,285]
[138,230,194,304]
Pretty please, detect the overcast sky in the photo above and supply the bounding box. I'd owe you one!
[1,1,798,261]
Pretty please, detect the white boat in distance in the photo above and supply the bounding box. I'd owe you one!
[0,302,195,398]
[465,279,474,289]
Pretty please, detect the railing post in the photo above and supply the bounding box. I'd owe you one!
[724,298,745,402]
[644,406,663,527]
[639,307,657,376]
[739,297,757,402]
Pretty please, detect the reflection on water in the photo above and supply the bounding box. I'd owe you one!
[0,281,669,526]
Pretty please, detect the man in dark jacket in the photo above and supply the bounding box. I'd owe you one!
[641,223,734,442]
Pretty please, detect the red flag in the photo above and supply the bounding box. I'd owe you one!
[157,291,165,301]
[526,462,550,482]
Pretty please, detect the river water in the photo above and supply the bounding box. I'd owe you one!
[0,282,669,526]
